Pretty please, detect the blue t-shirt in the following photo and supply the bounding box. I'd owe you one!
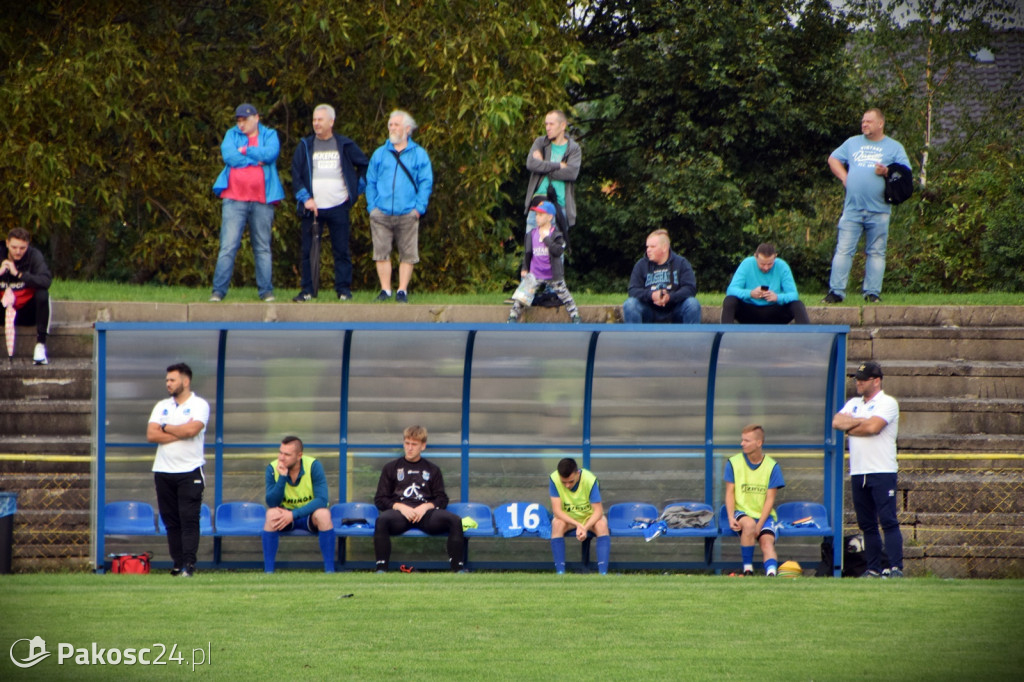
[831,135,911,214]
[725,256,800,306]
[724,455,786,489]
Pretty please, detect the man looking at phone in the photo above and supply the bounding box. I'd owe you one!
[721,242,809,324]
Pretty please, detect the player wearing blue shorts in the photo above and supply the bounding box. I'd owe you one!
[724,425,785,576]
[549,458,610,574]
[261,436,334,573]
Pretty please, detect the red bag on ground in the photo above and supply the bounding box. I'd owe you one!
[110,552,152,574]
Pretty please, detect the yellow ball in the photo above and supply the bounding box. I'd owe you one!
[777,560,802,578]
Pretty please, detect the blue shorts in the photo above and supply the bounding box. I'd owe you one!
[734,511,777,537]
[281,514,316,533]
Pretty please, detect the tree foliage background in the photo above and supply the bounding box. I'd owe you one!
[0,0,586,292]
[1,0,1021,294]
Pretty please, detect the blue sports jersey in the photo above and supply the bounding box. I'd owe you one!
[494,501,552,539]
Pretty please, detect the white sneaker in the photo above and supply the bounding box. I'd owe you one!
[33,343,48,365]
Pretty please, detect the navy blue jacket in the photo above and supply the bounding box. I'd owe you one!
[291,133,369,215]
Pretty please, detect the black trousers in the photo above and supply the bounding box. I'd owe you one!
[299,203,353,297]
[12,288,51,343]
[721,295,810,325]
[154,468,205,567]
[374,508,465,570]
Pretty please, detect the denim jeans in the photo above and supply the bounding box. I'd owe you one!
[212,199,274,298]
[828,209,890,298]
[299,203,352,297]
[622,296,701,324]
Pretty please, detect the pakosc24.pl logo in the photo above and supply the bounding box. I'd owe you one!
[10,636,211,670]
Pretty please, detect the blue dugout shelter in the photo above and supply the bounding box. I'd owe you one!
[92,322,848,574]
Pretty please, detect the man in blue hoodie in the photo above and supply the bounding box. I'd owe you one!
[210,103,284,302]
[721,243,809,324]
[365,110,433,303]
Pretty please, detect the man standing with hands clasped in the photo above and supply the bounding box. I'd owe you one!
[833,361,904,578]
[524,110,582,236]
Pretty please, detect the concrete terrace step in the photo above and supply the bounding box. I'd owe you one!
[899,397,1024,437]
[37,300,1024,327]
[0,435,92,456]
[849,326,1024,362]
[0,359,94,400]
[844,360,1024,400]
[12,324,93,361]
[0,400,92,436]
[898,434,1023,454]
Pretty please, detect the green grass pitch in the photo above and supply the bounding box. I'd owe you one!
[2,572,1023,681]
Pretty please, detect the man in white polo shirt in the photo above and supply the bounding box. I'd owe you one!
[832,360,903,578]
[146,362,210,578]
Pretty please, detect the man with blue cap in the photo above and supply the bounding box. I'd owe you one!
[210,103,284,302]
[507,201,580,324]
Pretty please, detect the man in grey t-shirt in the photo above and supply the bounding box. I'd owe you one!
[291,104,369,301]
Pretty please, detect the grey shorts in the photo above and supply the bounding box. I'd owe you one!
[370,209,420,263]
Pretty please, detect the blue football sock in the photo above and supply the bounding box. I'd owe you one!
[261,530,278,573]
[765,558,778,575]
[551,537,566,572]
[596,535,611,575]
[319,530,335,573]
[741,545,755,569]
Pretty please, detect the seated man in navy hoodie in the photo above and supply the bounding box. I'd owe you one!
[622,229,701,324]
[721,243,809,324]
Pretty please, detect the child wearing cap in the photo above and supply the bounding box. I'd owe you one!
[508,201,580,324]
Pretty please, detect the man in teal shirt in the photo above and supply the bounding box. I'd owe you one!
[524,110,582,235]
[721,243,809,324]
[261,436,334,573]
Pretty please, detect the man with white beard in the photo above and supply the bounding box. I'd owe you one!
[365,110,434,303]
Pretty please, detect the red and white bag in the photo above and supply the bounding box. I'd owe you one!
[109,552,152,574]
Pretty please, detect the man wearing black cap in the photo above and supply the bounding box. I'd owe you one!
[832,360,904,578]
[210,103,285,302]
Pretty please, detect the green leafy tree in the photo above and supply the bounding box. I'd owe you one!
[0,1,587,292]
[564,0,858,291]
[837,0,1024,292]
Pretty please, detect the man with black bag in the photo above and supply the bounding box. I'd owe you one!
[365,110,433,303]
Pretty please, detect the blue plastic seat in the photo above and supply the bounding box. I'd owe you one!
[776,501,832,537]
[660,501,717,566]
[447,502,496,537]
[214,502,265,536]
[158,503,214,535]
[718,505,738,537]
[331,502,379,537]
[607,502,660,537]
[104,501,158,535]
